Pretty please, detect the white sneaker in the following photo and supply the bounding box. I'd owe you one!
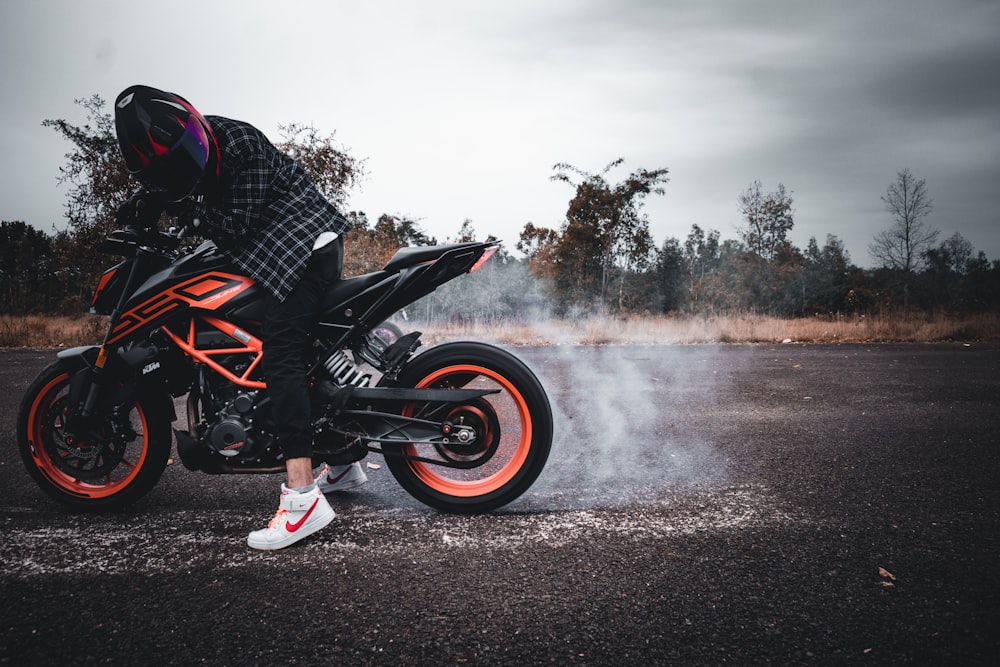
[315,462,368,494]
[246,484,335,551]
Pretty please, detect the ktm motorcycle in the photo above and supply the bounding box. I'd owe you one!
[17,222,552,514]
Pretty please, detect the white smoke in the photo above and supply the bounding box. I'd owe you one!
[507,326,729,511]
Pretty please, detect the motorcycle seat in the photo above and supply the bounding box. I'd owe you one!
[383,243,481,274]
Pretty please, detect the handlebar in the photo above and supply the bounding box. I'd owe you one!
[101,221,194,256]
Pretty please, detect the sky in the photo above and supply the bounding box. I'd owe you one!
[1,0,998,267]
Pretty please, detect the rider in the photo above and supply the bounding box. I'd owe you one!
[114,84,366,550]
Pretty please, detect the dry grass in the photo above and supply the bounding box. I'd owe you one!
[2,312,998,348]
[0,315,107,348]
[415,312,1000,346]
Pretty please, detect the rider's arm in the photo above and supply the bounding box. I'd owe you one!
[117,188,167,231]
[196,123,279,249]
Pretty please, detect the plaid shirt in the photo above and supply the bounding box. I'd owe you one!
[184,116,351,301]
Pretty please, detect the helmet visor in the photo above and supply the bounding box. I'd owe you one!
[137,116,211,201]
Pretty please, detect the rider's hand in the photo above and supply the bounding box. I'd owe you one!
[164,197,197,221]
[116,190,166,232]
[164,197,207,235]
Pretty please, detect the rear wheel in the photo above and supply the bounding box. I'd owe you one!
[17,360,173,512]
[384,342,552,513]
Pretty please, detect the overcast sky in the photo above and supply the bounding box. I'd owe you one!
[2,0,998,267]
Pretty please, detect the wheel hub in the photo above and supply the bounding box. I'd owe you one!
[433,400,501,467]
[43,399,133,480]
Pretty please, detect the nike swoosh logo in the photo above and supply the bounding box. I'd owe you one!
[326,468,350,485]
[285,498,319,533]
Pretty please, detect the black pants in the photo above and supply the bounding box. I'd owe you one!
[260,236,344,461]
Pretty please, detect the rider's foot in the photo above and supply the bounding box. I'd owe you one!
[316,462,368,493]
[247,484,334,550]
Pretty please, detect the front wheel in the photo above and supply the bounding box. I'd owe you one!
[17,360,173,512]
[384,342,553,513]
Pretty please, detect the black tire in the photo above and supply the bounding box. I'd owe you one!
[17,360,173,512]
[383,342,552,513]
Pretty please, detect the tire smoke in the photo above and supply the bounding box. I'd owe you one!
[505,329,730,511]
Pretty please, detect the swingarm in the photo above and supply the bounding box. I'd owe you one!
[320,386,501,469]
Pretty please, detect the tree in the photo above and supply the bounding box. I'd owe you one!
[342,212,386,276]
[737,180,794,261]
[342,212,436,277]
[415,220,546,324]
[453,219,477,243]
[679,224,724,313]
[548,216,604,311]
[43,95,136,297]
[1,220,54,313]
[733,180,803,314]
[682,224,721,282]
[938,232,974,275]
[43,96,133,238]
[869,168,937,273]
[801,234,851,313]
[516,223,559,266]
[656,237,686,313]
[44,95,367,304]
[274,123,365,210]
[919,232,981,311]
[549,158,669,311]
[376,213,436,248]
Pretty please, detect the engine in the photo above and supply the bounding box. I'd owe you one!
[187,346,277,467]
[178,337,388,472]
[203,390,263,458]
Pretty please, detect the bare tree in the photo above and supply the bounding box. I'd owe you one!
[869,168,937,272]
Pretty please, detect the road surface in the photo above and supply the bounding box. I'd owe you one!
[1,343,998,665]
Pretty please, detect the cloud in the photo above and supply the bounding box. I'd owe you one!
[1,0,998,263]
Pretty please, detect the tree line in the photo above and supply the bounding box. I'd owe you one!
[2,96,998,319]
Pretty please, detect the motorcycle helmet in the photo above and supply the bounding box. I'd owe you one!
[114,85,217,201]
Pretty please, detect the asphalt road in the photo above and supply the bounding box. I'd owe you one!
[1,343,998,665]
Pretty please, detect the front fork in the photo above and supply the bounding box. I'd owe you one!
[65,247,152,445]
[63,360,113,448]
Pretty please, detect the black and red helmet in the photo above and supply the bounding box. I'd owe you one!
[114,85,217,201]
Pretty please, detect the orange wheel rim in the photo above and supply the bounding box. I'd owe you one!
[403,365,532,497]
[26,372,149,499]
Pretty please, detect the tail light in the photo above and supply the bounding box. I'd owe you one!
[469,245,499,274]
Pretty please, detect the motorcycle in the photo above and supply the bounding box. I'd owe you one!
[17,220,552,514]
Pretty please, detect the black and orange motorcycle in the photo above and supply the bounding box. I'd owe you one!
[17,220,552,514]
